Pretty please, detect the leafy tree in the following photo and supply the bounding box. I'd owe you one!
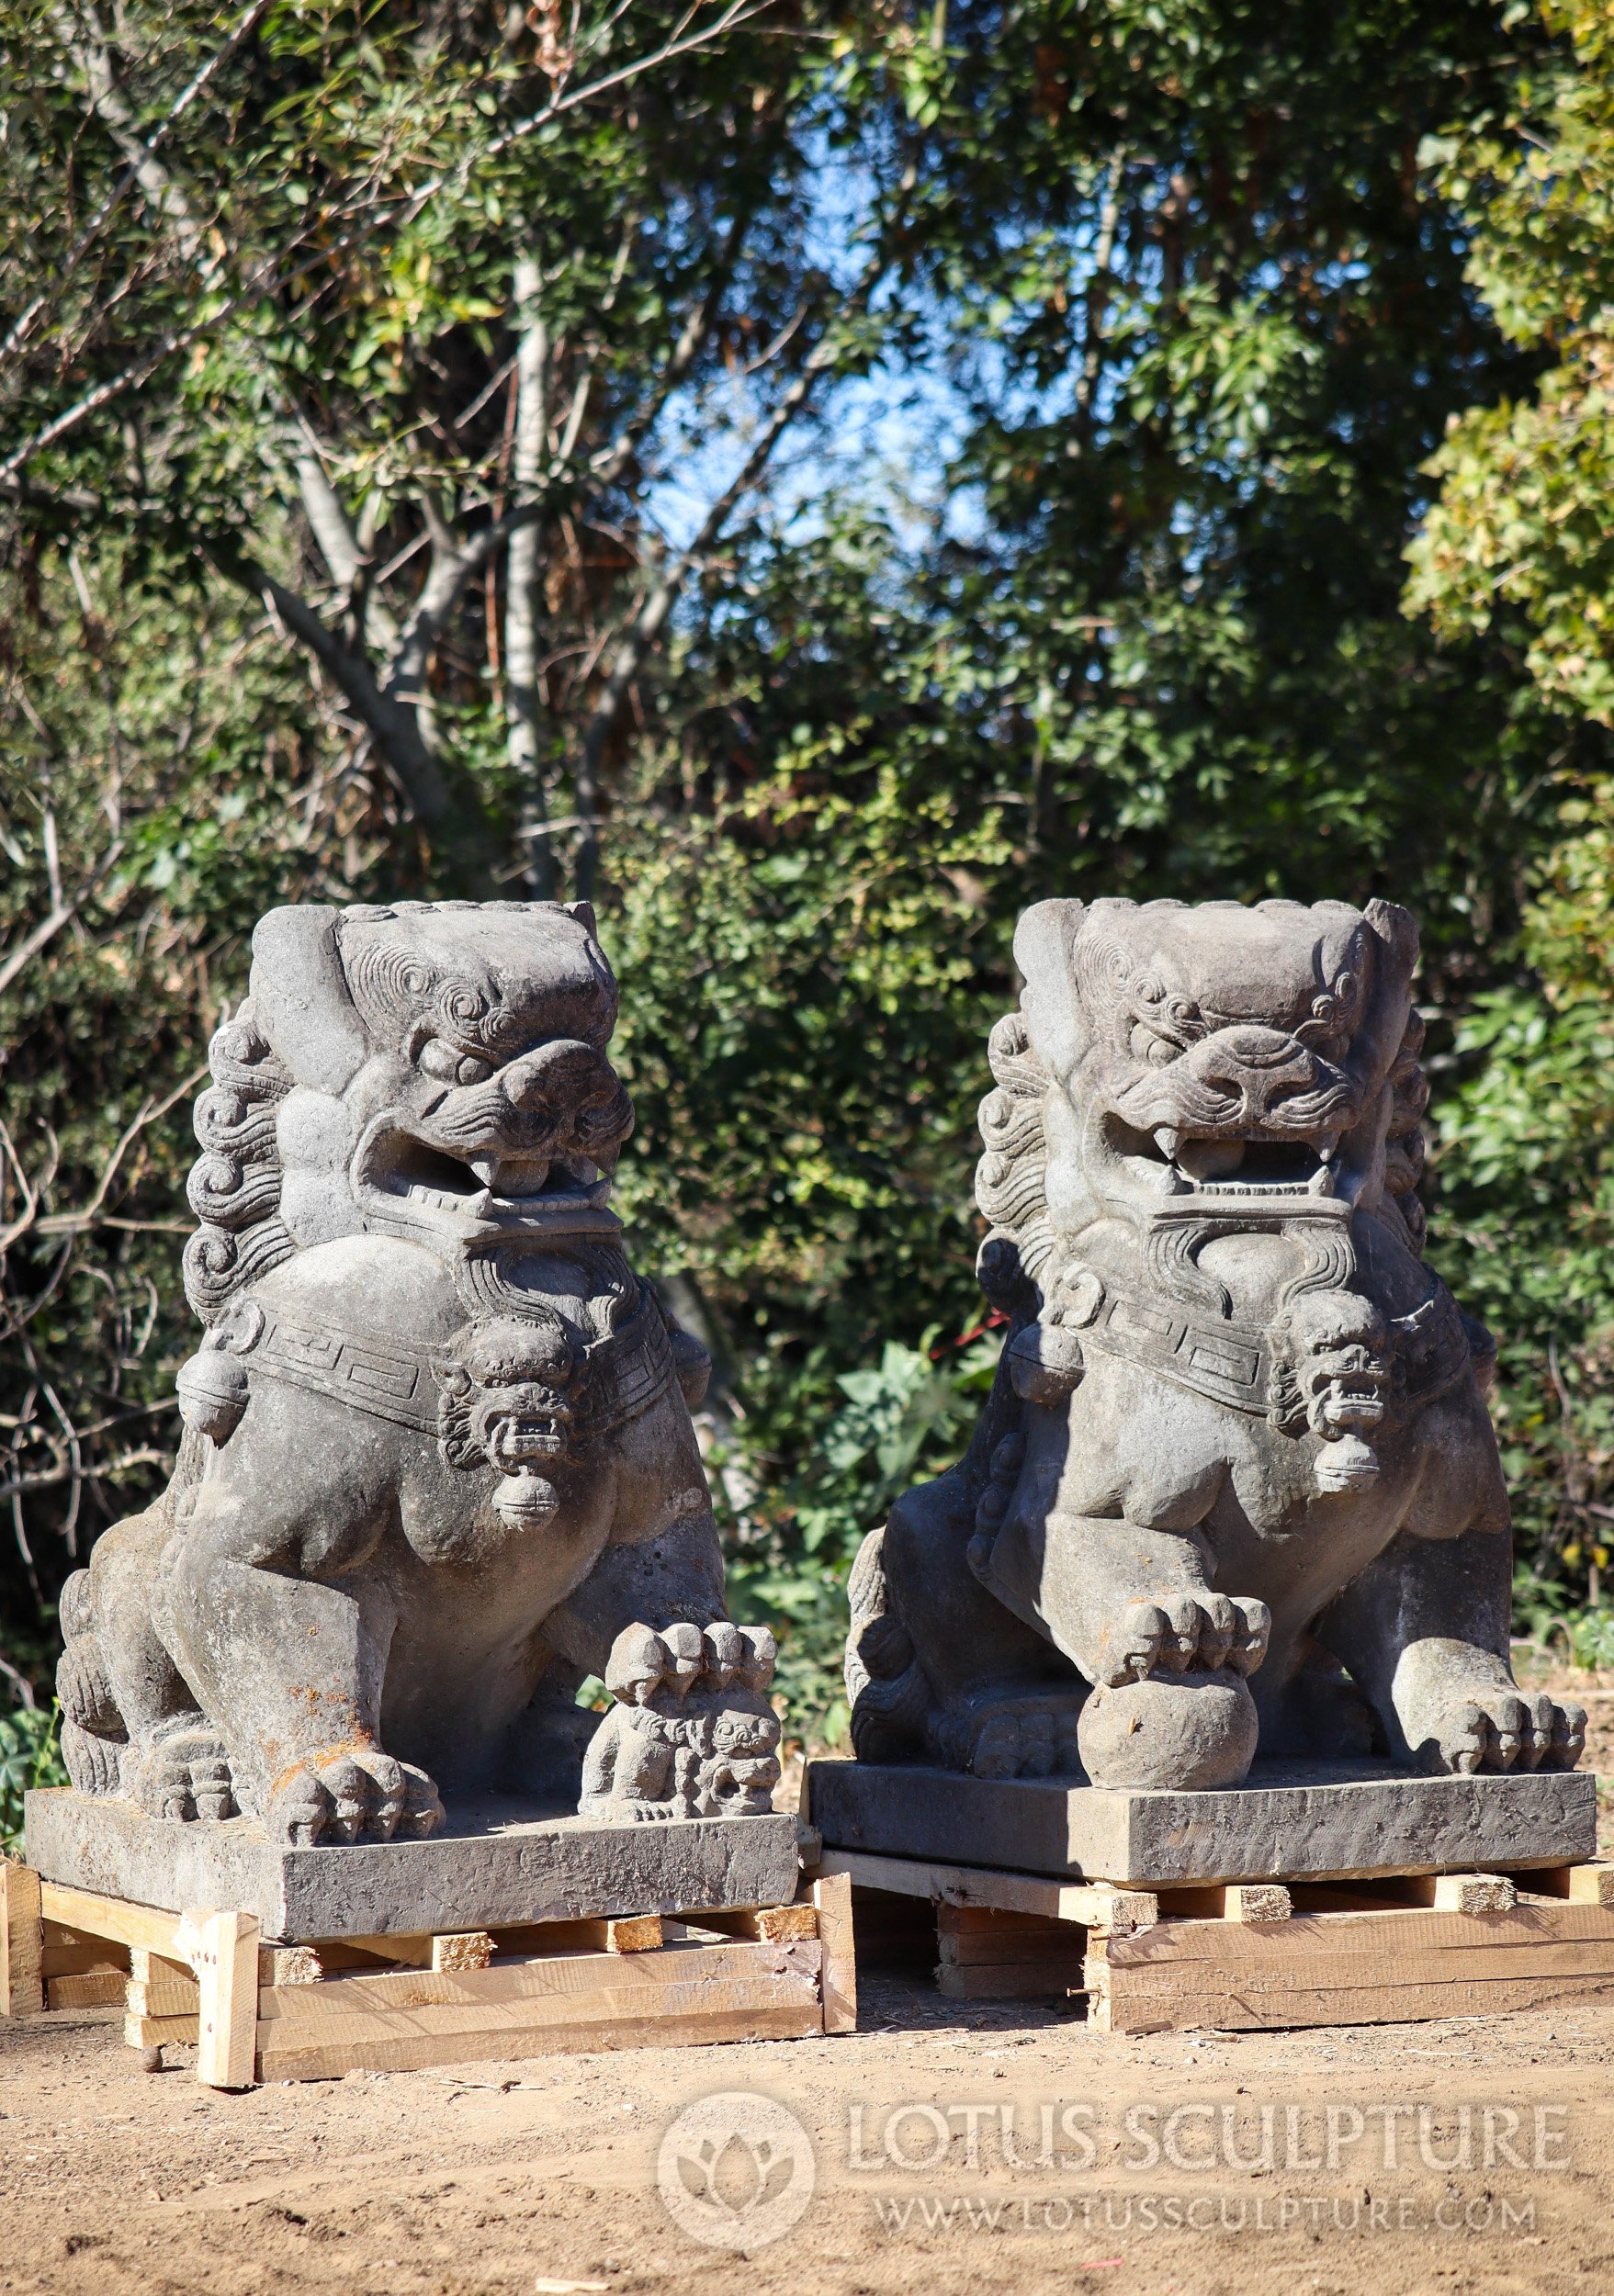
[5,0,1606,1735]
[1405,0,1614,1607]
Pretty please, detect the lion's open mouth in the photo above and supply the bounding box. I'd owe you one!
[354,1126,611,1222]
[1107,1116,1342,1198]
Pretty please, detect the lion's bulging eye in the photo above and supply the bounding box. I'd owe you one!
[419,1037,493,1086]
[1130,1024,1179,1067]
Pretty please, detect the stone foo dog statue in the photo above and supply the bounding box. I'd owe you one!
[847,895,1588,1793]
[56,899,774,1846]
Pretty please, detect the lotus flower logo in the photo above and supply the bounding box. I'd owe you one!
[657,2091,816,2250]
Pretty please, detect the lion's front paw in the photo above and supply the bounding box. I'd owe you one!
[265,1746,445,1846]
[1420,1690,1586,1776]
[124,1727,236,1823]
[1100,1593,1270,1688]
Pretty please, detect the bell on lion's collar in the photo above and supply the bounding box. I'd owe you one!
[1314,1432,1379,1492]
[494,1468,561,1527]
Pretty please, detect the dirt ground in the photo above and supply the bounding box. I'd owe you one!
[6,1664,1614,2296]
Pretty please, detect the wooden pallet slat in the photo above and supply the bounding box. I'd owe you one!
[1086,1899,1614,2033]
[1,1860,44,2018]
[813,1871,857,2033]
[258,1998,825,2082]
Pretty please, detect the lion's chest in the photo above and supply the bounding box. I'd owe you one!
[1051,1352,1444,1547]
[395,1438,617,1590]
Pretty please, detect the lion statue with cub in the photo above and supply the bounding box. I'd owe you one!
[848,895,1586,1792]
[55,900,777,1845]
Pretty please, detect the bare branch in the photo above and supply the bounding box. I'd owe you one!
[0,836,124,1003]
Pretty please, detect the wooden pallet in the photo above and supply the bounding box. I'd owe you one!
[0,1859,854,2086]
[819,1845,1614,2033]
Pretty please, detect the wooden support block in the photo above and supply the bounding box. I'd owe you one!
[189,1908,260,2088]
[818,1847,1156,1934]
[47,1970,129,2009]
[126,1953,201,2019]
[691,1904,817,1945]
[1,1860,43,2018]
[813,1872,856,2033]
[260,1945,324,1986]
[40,1882,186,1961]
[1157,1884,1292,1923]
[1425,1873,1517,1914]
[124,2011,199,2047]
[41,1926,130,1981]
[938,1963,1085,2001]
[935,1901,1085,1999]
[1529,1863,1614,1906]
[432,1930,494,1973]
[605,1915,663,1954]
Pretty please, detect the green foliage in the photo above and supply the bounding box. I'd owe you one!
[726,1333,1001,1747]
[1408,2,1614,725]
[0,1705,64,1857]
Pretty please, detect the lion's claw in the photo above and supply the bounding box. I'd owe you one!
[1103,1593,1270,1687]
[266,1747,444,1846]
[1429,1690,1586,1775]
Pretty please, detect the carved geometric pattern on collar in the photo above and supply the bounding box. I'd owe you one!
[1079,1278,1473,1425]
[239,1281,674,1442]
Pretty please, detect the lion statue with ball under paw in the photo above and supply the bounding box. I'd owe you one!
[846,895,1586,1793]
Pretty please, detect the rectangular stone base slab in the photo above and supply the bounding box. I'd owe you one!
[806,1758,1597,1888]
[23,1788,801,1941]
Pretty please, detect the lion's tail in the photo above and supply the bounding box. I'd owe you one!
[55,1567,128,1797]
[845,1526,933,1761]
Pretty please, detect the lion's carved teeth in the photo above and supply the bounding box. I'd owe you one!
[1154,1127,1183,1161]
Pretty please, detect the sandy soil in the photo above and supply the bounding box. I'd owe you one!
[6,1666,1614,2296]
[6,1986,1614,2296]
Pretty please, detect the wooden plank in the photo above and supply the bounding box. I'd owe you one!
[262,1965,821,2051]
[258,1937,819,2021]
[127,1974,201,2017]
[1086,1901,1614,2034]
[41,1926,130,1980]
[694,1904,817,1945]
[939,1929,1083,1968]
[342,1915,661,1967]
[1,1861,43,2018]
[191,1909,259,2088]
[1089,1965,1614,2034]
[938,1962,1085,2001]
[124,2010,199,2047]
[39,1882,186,1960]
[1157,1884,1292,1923]
[813,1872,856,2034]
[47,1970,129,2009]
[817,1846,1156,1933]
[258,1998,824,2083]
[1528,1863,1614,1906]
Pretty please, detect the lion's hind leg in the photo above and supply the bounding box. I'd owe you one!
[56,1502,240,1818]
[850,1474,1089,1778]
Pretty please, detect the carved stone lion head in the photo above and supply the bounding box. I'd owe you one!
[184,901,637,1321]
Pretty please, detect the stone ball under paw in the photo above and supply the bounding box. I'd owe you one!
[1077,1670,1258,1792]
